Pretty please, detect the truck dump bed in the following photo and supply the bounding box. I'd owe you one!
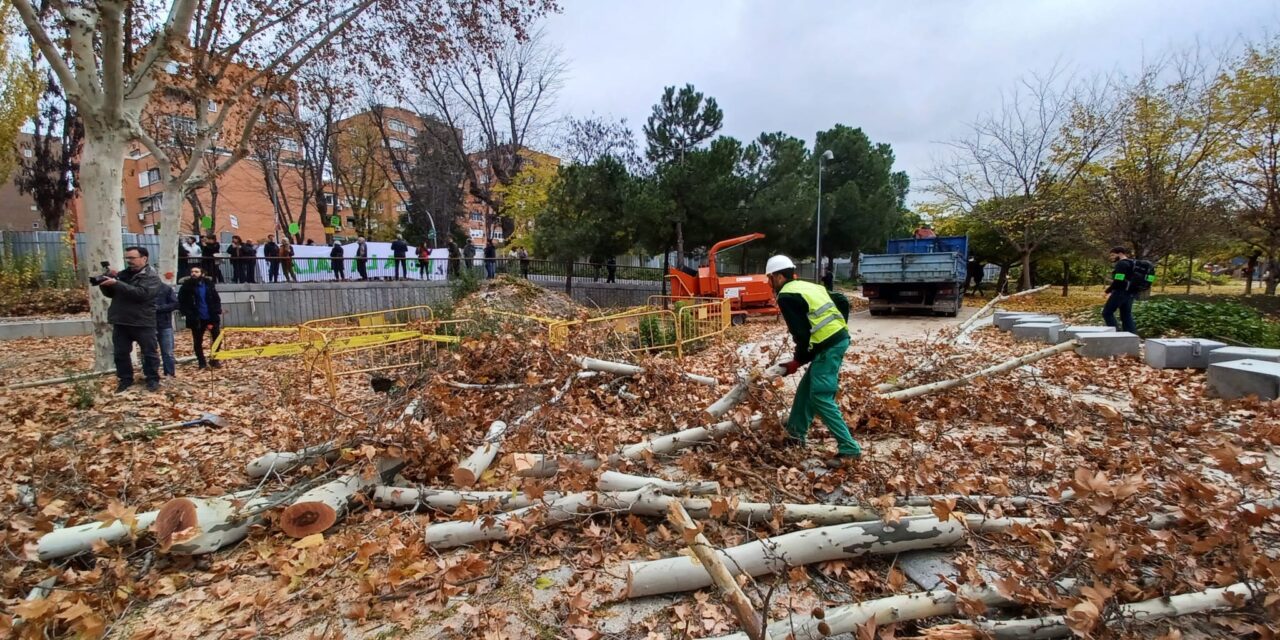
[859,252,965,284]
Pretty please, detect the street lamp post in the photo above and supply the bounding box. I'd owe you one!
[815,149,834,282]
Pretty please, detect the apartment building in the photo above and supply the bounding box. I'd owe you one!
[330,106,428,240]
[462,148,559,248]
[0,134,69,232]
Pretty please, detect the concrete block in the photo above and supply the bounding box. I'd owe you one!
[1144,338,1229,369]
[1206,346,1280,366]
[1075,332,1141,358]
[1056,326,1115,343]
[1011,321,1067,343]
[1207,359,1280,401]
[995,314,1059,331]
[0,318,93,340]
[993,310,1036,322]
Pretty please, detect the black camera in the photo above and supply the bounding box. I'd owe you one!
[89,261,112,286]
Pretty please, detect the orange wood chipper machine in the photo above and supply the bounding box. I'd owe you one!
[667,233,780,324]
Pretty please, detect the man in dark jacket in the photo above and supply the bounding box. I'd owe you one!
[330,241,346,280]
[483,239,497,279]
[240,238,257,283]
[264,237,281,283]
[201,236,223,283]
[178,266,224,369]
[1103,246,1138,333]
[765,254,861,467]
[447,239,462,278]
[391,236,409,280]
[155,283,178,377]
[98,246,164,392]
[606,256,617,283]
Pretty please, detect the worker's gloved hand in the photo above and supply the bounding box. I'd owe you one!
[783,360,802,376]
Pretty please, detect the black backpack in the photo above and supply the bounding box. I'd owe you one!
[1130,259,1156,292]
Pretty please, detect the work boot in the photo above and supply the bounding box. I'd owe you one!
[824,452,861,469]
[209,360,221,369]
[146,380,160,392]
[114,381,133,394]
[780,436,806,450]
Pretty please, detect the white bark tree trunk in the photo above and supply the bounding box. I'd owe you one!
[879,341,1077,402]
[245,443,337,478]
[595,470,719,495]
[38,511,160,562]
[970,582,1258,640]
[453,421,509,487]
[79,132,129,371]
[156,181,185,283]
[667,501,764,640]
[705,374,754,419]
[425,489,653,549]
[373,487,565,511]
[154,494,274,555]
[573,356,719,386]
[625,516,1025,599]
[279,458,403,537]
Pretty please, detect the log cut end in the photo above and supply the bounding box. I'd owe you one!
[154,498,199,549]
[279,502,339,538]
[452,467,479,487]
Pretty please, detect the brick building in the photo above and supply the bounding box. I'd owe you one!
[461,148,559,249]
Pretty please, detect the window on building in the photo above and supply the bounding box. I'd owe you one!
[140,193,164,212]
[208,101,218,113]
[477,158,489,169]
[406,127,417,137]
[139,167,162,187]
[469,229,484,239]
[22,147,32,158]
[389,138,406,150]
[346,216,357,227]
[491,230,504,241]
[388,119,406,133]
[393,181,406,192]
[169,116,196,135]
[470,211,484,222]
[323,193,338,206]
[395,201,407,212]
[277,137,300,153]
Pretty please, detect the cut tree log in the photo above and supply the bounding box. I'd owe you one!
[705,372,755,419]
[37,511,161,562]
[667,501,764,640]
[953,285,1051,341]
[573,355,719,386]
[4,356,199,390]
[511,414,767,478]
[279,458,404,538]
[596,470,720,495]
[154,494,276,555]
[969,581,1258,640]
[452,421,509,487]
[707,582,1057,640]
[36,489,258,561]
[443,380,555,390]
[425,489,655,549]
[625,515,1026,598]
[245,443,337,478]
[508,452,607,478]
[880,341,1077,402]
[376,488,930,526]
[373,486,565,511]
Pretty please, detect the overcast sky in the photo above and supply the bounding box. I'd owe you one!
[543,0,1280,203]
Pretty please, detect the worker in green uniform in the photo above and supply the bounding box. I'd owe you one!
[765,255,862,467]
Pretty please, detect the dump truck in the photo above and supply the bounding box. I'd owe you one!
[858,235,968,317]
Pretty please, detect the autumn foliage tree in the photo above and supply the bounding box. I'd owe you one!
[12,0,554,369]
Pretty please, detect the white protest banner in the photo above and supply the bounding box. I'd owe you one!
[253,244,449,282]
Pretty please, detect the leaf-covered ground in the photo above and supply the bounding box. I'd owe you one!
[1,289,1277,640]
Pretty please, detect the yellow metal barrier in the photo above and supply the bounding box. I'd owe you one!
[548,298,730,358]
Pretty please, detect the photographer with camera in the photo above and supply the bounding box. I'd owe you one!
[96,246,164,392]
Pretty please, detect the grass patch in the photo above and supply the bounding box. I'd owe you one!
[1133,297,1280,347]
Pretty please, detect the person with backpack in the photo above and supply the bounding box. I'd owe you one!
[1103,246,1153,334]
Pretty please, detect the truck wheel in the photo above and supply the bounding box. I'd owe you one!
[731,314,746,326]
[869,309,886,317]
[946,310,959,318]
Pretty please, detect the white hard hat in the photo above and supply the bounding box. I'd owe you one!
[765,255,796,275]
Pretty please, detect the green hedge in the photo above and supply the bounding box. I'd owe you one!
[1132,298,1280,347]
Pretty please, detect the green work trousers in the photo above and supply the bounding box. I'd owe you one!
[786,334,862,456]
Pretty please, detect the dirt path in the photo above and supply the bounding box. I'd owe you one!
[845,307,978,351]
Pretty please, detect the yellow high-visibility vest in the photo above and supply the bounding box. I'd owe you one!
[780,279,847,347]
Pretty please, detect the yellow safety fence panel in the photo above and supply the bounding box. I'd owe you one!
[548,297,730,358]
[301,305,434,331]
